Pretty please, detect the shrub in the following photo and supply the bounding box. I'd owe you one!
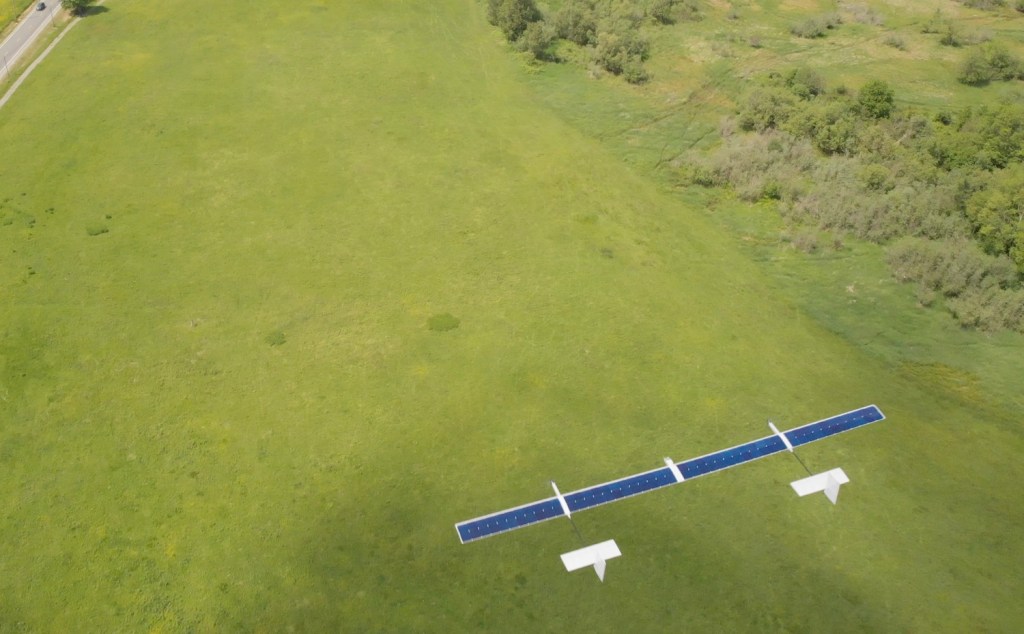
[675,0,703,21]
[857,80,895,119]
[791,227,821,253]
[956,0,1006,9]
[920,10,944,34]
[939,24,964,47]
[487,0,540,42]
[783,102,857,154]
[845,3,883,25]
[958,43,1023,85]
[978,42,1021,80]
[682,164,725,187]
[761,180,783,200]
[886,237,1016,298]
[883,34,906,50]
[516,21,557,60]
[593,29,650,79]
[948,287,1024,332]
[60,0,95,16]
[783,67,825,100]
[959,53,991,85]
[859,163,892,191]
[738,88,796,131]
[964,164,1024,269]
[646,0,678,24]
[790,13,841,38]
[598,0,646,31]
[970,29,994,45]
[553,0,598,45]
[622,60,651,83]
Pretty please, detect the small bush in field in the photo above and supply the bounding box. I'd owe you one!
[883,34,906,50]
[790,13,841,38]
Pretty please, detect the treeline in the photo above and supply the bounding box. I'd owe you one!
[485,0,699,83]
[683,70,1024,332]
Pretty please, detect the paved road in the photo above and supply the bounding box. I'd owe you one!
[0,2,60,80]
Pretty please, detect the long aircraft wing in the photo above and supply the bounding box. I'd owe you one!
[455,405,885,543]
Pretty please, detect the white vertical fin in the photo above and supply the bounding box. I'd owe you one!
[790,468,849,503]
[593,553,607,582]
[768,421,794,452]
[550,481,571,518]
[664,457,685,482]
[561,540,621,581]
[824,473,841,504]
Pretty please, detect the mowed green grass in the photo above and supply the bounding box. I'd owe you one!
[0,1,30,32]
[0,0,1022,631]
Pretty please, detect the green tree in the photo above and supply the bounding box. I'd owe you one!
[965,165,1024,271]
[553,0,598,46]
[487,0,540,42]
[738,88,795,132]
[515,21,557,61]
[857,80,895,119]
[959,43,1022,85]
[646,0,678,24]
[782,101,857,154]
[783,67,825,100]
[959,50,993,85]
[61,0,95,15]
[593,28,650,82]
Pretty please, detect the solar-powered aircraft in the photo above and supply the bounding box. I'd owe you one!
[455,405,885,581]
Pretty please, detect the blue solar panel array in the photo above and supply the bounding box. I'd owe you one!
[456,405,884,543]
[786,405,885,447]
[456,498,565,544]
[566,467,678,513]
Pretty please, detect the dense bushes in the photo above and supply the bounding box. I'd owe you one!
[888,238,1024,330]
[684,71,1024,332]
[964,164,1024,269]
[956,0,1006,9]
[594,28,651,82]
[789,13,841,38]
[515,20,558,60]
[486,0,692,83]
[487,0,541,41]
[958,43,1023,85]
[552,0,598,45]
[928,103,1024,169]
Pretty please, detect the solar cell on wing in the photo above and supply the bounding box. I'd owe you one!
[456,498,564,543]
[567,468,676,512]
[787,405,883,447]
[455,405,885,543]
[678,435,790,480]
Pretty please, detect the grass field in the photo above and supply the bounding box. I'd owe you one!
[0,1,30,33]
[1,0,1023,631]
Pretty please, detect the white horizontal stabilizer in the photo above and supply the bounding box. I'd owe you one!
[790,468,849,505]
[561,540,621,582]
